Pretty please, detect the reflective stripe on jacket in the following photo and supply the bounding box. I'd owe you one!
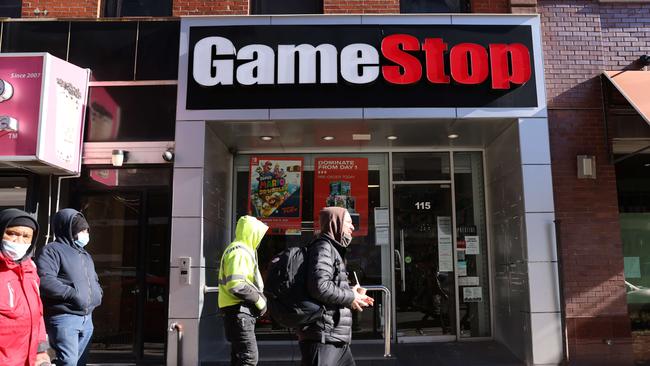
[218,216,268,309]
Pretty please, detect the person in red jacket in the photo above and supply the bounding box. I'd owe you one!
[0,208,51,366]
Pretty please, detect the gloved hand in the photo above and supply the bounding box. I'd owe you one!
[254,293,267,317]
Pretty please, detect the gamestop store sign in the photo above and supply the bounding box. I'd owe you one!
[179,17,541,113]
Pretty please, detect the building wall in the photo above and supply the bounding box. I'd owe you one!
[22,0,98,17]
[539,0,650,364]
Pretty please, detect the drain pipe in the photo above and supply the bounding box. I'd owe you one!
[169,322,184,366]
[554,219,569,365]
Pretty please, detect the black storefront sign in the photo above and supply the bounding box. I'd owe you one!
[186,24,537,110]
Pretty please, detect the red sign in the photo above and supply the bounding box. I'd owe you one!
[248,156,303,235]
[314,158,368,236]
[0,56,43,156]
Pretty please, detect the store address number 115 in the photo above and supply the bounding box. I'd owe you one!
[415,202,431,210]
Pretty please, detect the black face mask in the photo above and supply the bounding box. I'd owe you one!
[341,233,353,248]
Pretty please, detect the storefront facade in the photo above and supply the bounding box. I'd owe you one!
[2,1,649,365]
[168,14,560,365]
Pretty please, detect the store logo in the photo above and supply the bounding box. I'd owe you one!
[192,34,531,90]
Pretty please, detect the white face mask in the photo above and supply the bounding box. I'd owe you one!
[76,232,90,247]
[2,239,30,261]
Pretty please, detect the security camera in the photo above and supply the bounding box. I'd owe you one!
[162,148,174,162]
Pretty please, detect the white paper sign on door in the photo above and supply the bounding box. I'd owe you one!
[437,216,453,272]
[465,236,480,255]
[463,287,483,302]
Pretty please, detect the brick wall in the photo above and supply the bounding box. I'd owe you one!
[539,0,650,364]
[470,0,509,13]
[172,0,248,15]
[324,0,399,14]
[22,0,99,17]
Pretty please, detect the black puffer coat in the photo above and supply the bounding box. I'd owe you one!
[297,234,355,344]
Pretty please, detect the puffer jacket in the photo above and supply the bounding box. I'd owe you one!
[36,209,102,317]
[297,234,355,344]
[0,209,48,366]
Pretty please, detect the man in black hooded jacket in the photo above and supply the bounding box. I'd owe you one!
[36,208,102,366]
[297,207,374,366]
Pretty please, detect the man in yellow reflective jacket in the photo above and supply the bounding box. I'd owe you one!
[219,215,269,366]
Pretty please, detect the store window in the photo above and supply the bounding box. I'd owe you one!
[69,21,137,81]
[454,152,490,337]
[136,21,179,80]
[617,154,650,335]
[250,0,323,14]
[103,0,172,17]
[1,21,68,60]
[234,153,390,339]
[85,85,176,142]
[0,176,28,210]
[0,0,20,18]
[401,0,470,13]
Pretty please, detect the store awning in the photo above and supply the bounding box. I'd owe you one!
[603,71,650,126]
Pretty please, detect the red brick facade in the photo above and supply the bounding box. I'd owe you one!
[22,0,99,18]
[324,0,399,14]
[470,0,510,13]
[540,0,650,364]
[172,0,248,16]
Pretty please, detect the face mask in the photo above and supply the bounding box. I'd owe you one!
[2,239,30,261]
[75,232,90,247]
[341,233,353,247]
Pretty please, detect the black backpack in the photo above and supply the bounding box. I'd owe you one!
[264,245,324,329]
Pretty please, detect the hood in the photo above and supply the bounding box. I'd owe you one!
[234,215,268,251]
[52,208,86,246]
[318,207,349,247]
[0,208,40,264]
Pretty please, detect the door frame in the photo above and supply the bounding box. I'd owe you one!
[70,167,172,363]
[388,151,494,343]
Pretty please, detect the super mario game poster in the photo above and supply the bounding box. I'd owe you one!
[248,156,303,235]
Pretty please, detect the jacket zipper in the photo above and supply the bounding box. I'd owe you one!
[82,252,92,314]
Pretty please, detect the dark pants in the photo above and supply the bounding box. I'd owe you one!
[45,313,94,366]
[223,310,258,366]
[299,341,356,366]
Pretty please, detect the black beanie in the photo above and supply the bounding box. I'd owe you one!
[71,214,89,235]
[8,216,38,231]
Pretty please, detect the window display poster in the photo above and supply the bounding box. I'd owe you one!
[314,158,368,235]
[624,257,641,279]
[465,235,480,255]
[248,156,303,234]
[463,287,483,302]
[457,260,467,276]
[437,216,454,272]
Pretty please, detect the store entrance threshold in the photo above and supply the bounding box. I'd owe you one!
[201,340,523,366]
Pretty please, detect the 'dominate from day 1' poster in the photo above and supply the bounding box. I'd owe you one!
[314,157,368,236]
[248,156,303,235]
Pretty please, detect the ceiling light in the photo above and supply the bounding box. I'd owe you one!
[448,133,459,139]
[322,136,335,141]
[644,163,650,167]
[386,135,398,140]
[260,136,273,141]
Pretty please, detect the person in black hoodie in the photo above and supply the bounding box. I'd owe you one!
[36,208,102,366]
[297,207,374,366]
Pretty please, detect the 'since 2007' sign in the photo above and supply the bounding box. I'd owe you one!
[186,25,538,110]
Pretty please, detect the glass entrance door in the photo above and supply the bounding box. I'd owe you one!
[72,168,171,363]
[393,183,456,339]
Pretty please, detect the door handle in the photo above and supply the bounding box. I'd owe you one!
[394,249,402,271]
[399,229,406,292]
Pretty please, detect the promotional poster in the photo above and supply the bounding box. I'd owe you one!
[314,158,368,236]
[248,156,303,234]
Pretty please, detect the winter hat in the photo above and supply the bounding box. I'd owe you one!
[71,214,89,236]
[7,216,38,231]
